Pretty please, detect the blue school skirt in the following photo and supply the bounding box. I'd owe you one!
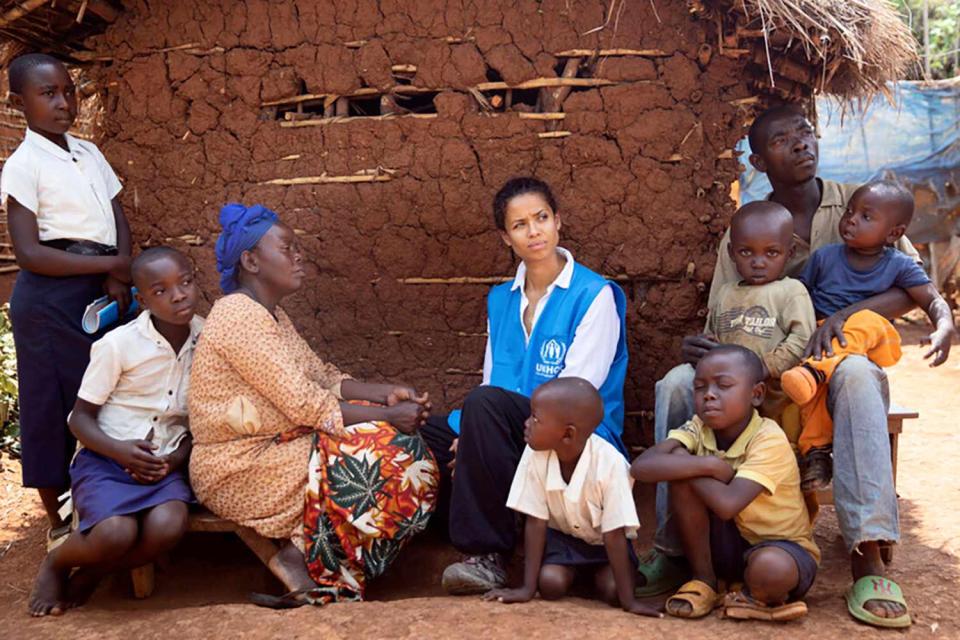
[70,448,194,533]
[9,270,108,488]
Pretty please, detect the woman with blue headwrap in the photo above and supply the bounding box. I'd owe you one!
[188,204,439,608]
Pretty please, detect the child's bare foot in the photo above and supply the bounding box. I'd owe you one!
[800,447,833,493]
[63,567,104,609]
[28,556,65,617]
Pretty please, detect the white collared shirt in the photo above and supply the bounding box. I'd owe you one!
[76,311,204,456]
[0,128,121,246]
[506,434,639,545]
[481,247,620,390]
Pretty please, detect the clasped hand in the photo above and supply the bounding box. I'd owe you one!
[113,439,171,484]
[386,385,431,434]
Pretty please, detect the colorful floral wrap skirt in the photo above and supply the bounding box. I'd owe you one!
[292,421,438,603]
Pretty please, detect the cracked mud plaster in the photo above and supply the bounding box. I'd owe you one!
[87,0,754,445]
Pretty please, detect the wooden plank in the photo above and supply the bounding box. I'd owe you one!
[888,404,919,420]
[187,510,239,532]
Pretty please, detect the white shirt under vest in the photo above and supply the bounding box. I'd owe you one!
[481,247,621,390]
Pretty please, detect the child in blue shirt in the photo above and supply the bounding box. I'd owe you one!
[782,181,956,490]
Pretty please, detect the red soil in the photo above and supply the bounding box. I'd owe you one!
[0,324,956,639]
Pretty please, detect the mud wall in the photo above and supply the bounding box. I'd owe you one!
[87,0,752,446]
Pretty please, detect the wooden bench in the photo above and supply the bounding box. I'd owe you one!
[130,509,280,599]
[816,403,917,506]
[130,406,917,597]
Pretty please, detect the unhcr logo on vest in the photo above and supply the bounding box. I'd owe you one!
[536,338,567,377]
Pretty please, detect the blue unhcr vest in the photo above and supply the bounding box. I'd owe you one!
[448,262,629,457]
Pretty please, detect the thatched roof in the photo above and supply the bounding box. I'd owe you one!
[0,0,121,65]
[695,0,919,101]
[0,0,919,103]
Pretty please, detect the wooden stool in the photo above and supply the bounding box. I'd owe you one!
[131,508,279,598]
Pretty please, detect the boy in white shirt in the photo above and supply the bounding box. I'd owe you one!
[483,377,661,618]
[28,247,202,617]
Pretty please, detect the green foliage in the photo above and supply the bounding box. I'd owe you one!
[0,304,19,458]
[895,0,960,79]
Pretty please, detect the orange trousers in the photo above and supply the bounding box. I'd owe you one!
[797,310,901,454]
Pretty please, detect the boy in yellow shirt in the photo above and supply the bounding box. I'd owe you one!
[632,345,818,622]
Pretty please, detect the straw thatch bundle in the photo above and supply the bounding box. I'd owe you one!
[699,0,919,101]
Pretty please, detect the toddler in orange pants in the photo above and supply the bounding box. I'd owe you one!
[784,181,955,492]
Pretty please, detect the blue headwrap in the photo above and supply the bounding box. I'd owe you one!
[215,203,279,293]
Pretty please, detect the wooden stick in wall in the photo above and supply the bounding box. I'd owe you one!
[554,48,669,57]
[541,56,581,114]
[518,113,566,120]
[280,113,438,128]
[259,174,394,186]
[476,77,615,91]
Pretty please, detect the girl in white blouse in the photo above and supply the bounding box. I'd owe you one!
[1,54,133,546]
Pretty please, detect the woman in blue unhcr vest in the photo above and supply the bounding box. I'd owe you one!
[420,176,629,595]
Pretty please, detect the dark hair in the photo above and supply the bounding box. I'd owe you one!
[703,345,766,384]
[131,246,192,286]
[492,177,558,231]
[8,53,64,94]
[747,104,807,154]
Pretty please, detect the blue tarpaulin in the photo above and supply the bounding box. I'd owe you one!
[739,80,960,245]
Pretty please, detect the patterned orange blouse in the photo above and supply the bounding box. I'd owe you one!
[188,293,348,543]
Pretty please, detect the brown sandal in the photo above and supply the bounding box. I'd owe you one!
[666,580,722,619]
[723,590,808,622]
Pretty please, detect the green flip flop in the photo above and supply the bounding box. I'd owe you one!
[845,575,911,629]
[635,550,690,598]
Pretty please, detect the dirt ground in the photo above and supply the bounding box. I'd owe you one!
[0,324,957,639]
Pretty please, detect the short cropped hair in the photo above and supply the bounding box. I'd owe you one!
[8,53,63,94]
[131,246,191,285]
[747,104,807,154]
[492,177,558,231]
[703,344,766,384]
[860,180,915,226]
